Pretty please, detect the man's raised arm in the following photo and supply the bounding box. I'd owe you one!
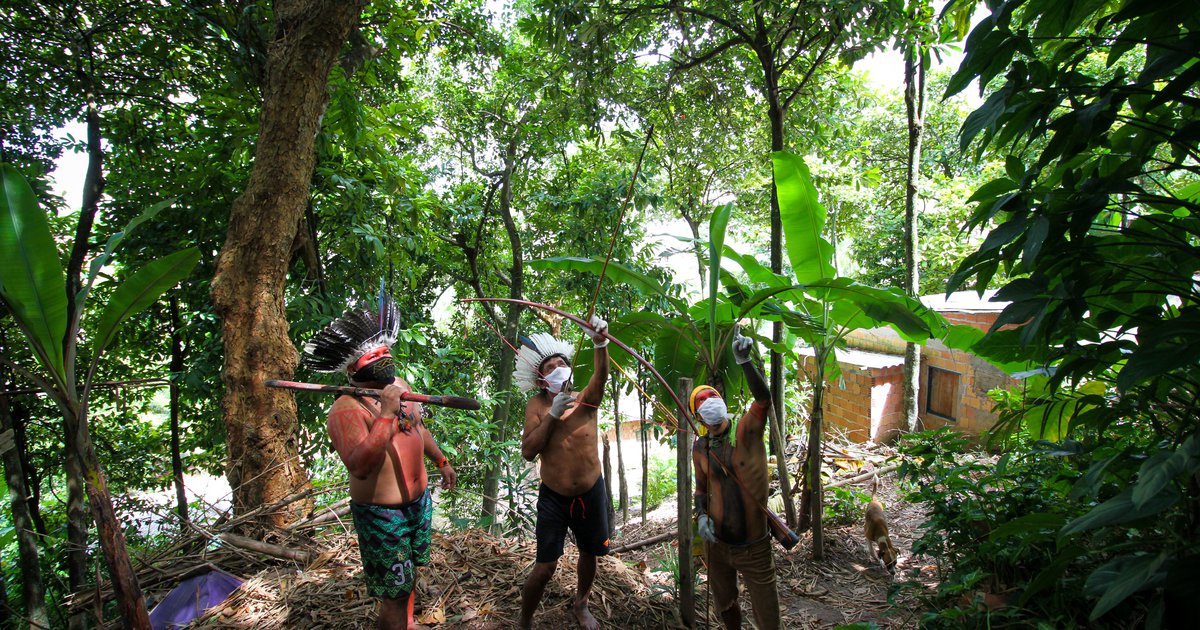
[733,331,771,434]
[579,314,610,407]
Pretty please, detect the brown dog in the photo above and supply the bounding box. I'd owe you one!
[864,500,898,574]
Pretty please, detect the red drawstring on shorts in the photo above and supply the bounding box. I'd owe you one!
[570,496,586,519]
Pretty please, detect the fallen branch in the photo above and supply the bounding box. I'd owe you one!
[611,530,676,554]
[827,464,900,489]
[219,533,313,564]
[790,464,900,496]
[289,498,352,530]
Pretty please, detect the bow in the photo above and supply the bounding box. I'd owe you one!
[461,297,695,430]
[462,296,801,550]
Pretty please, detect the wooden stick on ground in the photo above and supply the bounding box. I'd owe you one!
[610,530,676,554]
[219,533,313,564]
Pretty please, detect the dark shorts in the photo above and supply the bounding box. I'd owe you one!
[351,491,432,599]
[536,477,611,563]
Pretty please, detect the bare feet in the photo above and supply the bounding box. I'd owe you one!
[573,601,599,630]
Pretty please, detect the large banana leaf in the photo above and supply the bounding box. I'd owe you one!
[653,326,700,418]
[804,278,946,343]
[0,165,67,382]
[773,152,836,284]
[529,256,686,313]
[708,203,732,354]
[720,244,789,288]
[88,248,200,368]
[77,198,175,315]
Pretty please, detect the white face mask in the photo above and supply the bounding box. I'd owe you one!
[543,366,572,394]
[697,397,729,426]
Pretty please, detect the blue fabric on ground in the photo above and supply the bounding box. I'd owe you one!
[149,568,243,630]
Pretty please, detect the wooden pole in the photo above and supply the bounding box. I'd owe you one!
[676,377,694,628]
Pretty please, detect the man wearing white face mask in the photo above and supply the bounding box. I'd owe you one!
[692,330,780,630]
[513,316,610,630]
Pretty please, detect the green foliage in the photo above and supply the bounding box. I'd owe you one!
[897,429,1104,627]
[0,164,68,383]
[823,484,870,527]
[942,0,1200,625]
[640,453,677,512]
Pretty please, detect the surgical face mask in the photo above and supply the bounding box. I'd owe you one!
[543,366,572,394]
[697,397,728,426]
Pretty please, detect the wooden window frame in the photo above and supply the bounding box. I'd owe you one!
[926,366,960,421]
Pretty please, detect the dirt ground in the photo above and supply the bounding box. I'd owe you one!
[174,450,935,630]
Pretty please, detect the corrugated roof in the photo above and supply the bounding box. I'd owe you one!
[799,346,905,370]
[920,289,1008,313]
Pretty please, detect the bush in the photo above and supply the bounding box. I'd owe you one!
[824,484,870,527]
[638,453,676,512]
[895,428,1151,629]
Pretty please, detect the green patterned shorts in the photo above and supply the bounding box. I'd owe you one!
[351,491,433,599]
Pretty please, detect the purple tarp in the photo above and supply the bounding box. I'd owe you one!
[149,568,243,630]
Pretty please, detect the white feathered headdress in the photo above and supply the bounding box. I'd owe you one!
[302,294,400,373]
[514,332,574,392]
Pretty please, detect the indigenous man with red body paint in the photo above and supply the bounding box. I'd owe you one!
[515,317,610,630]
[692,330,780,630]
[303,297,456,630]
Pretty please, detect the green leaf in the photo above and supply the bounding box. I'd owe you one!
[653,326,700,413]
[1132,446,1189,510]
[0,165,67,382]
[89,248,200,363]
[1085,553,1169,620]
[79,198,175,310]
[967,177,1018,203]
[989,512,1066,540]
[804,278,944,342]
[772,152,836,284]
[1061,486,1179,537]
[708,203,732,355]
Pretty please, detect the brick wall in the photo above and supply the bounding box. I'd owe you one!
[801,309,1020,442]
[800,358,906,443]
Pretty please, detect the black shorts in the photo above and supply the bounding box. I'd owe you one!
[535,477,611,563]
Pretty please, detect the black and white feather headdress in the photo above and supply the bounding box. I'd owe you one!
[513,332,574,392]
[303,294,400,373]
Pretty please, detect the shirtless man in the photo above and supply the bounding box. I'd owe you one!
[692,330,779,630]
[514,317,610,629]
[303,298,456,630]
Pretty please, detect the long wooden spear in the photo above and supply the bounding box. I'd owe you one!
[265,380,481,410]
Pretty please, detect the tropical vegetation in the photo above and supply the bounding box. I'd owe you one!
[0,0,1194,627]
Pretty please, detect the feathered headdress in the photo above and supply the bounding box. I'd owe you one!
[513,332,574,392]
[303,293,400,373]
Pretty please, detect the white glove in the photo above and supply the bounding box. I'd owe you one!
[588,314,609,348]
[697,514,718,543]
[549,390,578,420]
[732,331,753,364]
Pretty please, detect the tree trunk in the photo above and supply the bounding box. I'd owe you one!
[763,79,797,531]
[62,416,89,630]
[65,401,151,628]
[805,359,826,560]
[169,295,188,523]
[611,378,628,523]
[480,137,524,528]
[0,390,48,629]
[639,375,648,524]
[902,47,927,435]
[210,0,367,529]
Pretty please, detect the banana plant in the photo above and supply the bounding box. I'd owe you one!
[734,151,951,559]
[0,165,199,629]
[533,201,804,527]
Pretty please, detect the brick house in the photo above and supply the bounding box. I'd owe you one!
[800,290,1019,443]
